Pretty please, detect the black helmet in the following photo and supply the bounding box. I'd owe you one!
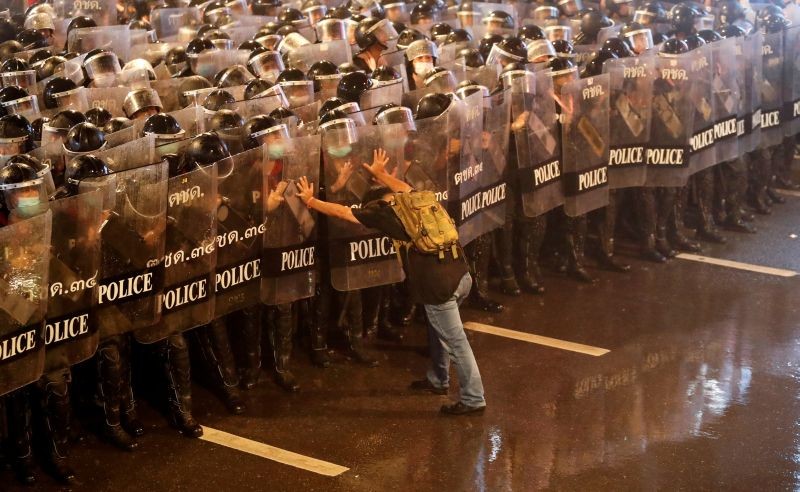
[660,37,689,55]
[684,32,706,50]
[48,109,85,131]
[269,106,298,121]
[0,40,23,62]
[28,47,53,67]
[42,77,78,110]
[186,36,216,57]
[0,113,33,141]
[35,55,67,82]
[603,37,633,58]
[397,28,425,50]
[409,4,436,25]
[17,29,48,50]
[178,132,230,174]
[718,1,746,26]
[669,3,699,35]
[697,29,722,44]
[31,116,47,142]
[252,0,282,16]
[355,17,397,50]
[64,155,110,191]
[308,60,340,92]
[178,75,213,108]
[430,22,453,43]
[483,10,515,32]
[244,78,274,100]
[718,24,746,38]
[1,57,28,73]
[318,108,351,127]
[373,103,415,129]
[552,39,576,58]
[214,65,254,88]
[634,1,667,25]
[238,39,262,52]
[761,13,790,34]
[337,71,372,103]
[208,109,244,131]
[276,67,306,83]
[546,56,576,74]
[444,28,472,46]
[201,89,235,111]
[319,96,347,115]
[574,9,613,45]
[278,7,308,25]
[0,162,41,210]
[338,62,362,74]
[478,34,504,61]
[489,37,528,65]
[242,114,282,150]
[66,16,97,35]
[103,116,133,134]
[414,92,451,119]
[371,65,401,85]
[757,5,783,24]
[0,18,18,44]
[164,46,187,74]
[84,107,113,128]
[518,24,545,43]
[63,122,106,153]
[143,113,184,138]
[0,85,28,106]
[458,48,484,68]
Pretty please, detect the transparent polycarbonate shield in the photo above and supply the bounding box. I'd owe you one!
[783,25,800,137]
[510,70,564,217]
[135,165,218,344]
[686,43,717,173]
[213,148,265,317]
[150,8,203,42]
[645,53,695,187]
[67,26,132,62]
[603,55,654,189]
[261,134,320,305]
[85,88,130,117]
[44,191,102,372]
[760,30,784,148]
[743,33,763,154]
[284,40,352,73]
[560,74,610,217]
[193,49,246,81]
[95,135,157,171]
[0,211,51,395]
[53,0,116,26]
[360,80,404,109]
[710,38,741,164]
[92,161,168,338]
[322,125,405,291]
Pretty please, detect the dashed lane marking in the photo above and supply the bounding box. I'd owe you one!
[676,253,797,277]
[199,426,349,477]
[464,322,610,356]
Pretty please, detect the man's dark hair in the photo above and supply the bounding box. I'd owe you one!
[362,186,393,205]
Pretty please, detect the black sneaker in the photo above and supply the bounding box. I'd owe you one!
[409,379,448,395]
[440,402,486,416]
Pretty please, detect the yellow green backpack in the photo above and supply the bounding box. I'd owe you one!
[389,190,460,260]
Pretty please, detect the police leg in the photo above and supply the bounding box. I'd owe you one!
[239,305,263,391]
[695,169,727,244]
[747,148,773,215]
[516,216,546,294]
[767,144,787,204]
[390,280,417,327]
[195,318,245,414]
[35,369,76,483]
[310,280,332,368]
[493,213,521,296]
[340,290,379,367]
[362,286,383,338]
[776,136,799,189]
[635,187,667,262]
[118,334,144,437]
[269,302,300,392]
[667,186,701,252]
[160,333,202,438]
[721,158,757,233]
[376,285,404,342]
[466,233,504,311]
[564,213,595,283]
[96,336,138,450]
[5,388,35,484]
[594,190,630,272]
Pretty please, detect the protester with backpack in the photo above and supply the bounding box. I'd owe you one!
[296,149,487,416]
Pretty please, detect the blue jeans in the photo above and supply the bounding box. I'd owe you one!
[424,273,486,407]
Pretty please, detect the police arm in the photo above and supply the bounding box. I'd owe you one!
[362,149,412,193]
[296,176,361,225]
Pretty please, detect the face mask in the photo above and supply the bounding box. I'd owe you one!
[16,196,40,210]
[414,61,434,77]
[329,145,352,158]
[268,143,286,159]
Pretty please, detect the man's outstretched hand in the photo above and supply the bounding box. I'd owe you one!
[362,148,390,177]
[296,176,315,205]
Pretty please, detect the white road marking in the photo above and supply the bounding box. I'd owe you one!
[464,322,610,357]
[676,253,797,277]
[777,189,800,198]
[199,426,349,477]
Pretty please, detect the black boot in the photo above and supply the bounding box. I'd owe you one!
[748,149,773,215]
[722,161,757,234]
[667,187,701,252]
[97,337,139,451]
[565,215,596,283]
[38,375,77,484]
[695,170,727,244]
[240,306,263,390]
[466,234,504,311]
[162,334,203,438]
[341,292,379,367]
[494,221,521,295]
[270,303,300,393]
[636,188,667,262]
[196,319,246,415]
[596,192,630,273]
[517,217,546,294]
[118,335,144,438]
[310,282,332,368]
[376,286,404,342]
[6,389,36,485]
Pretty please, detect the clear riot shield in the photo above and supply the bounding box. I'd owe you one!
[261,134,320,305]
[560,74,610,217]
[91,161,168,338]
[284,40,352,73]
[134,165,218,344]
[360,80,404,109]
[213,148,264,317]
[645,53,696,187]
[67,26,133,62]
[471,91,509,241]
[510,70,564,218]
[224,94,284,120]
[743,33,763,154]
[0,212,51,395]
[44,192,103,372]
[151,79,189,113]
[711,37,741,164]
[53,0,116,26]
[405,100,460,202]
[323,125,405,291]
[604,55,654,189]
[95,135,157,171]
[150,8,203,42]
[85,88,130,117]
[760,30,784,148]
[687,43,717,173]
[194,50,248,81]
[783,25,800,137]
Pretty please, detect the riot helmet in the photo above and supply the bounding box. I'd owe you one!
[122,88,163,119]
[337,71,373,103]
[414,92,451,120]
[85,107,113,128]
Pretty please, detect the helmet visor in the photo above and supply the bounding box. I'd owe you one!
[367,19,399,48]
[280,80,315,108]
[0,70,36,91]
[545,25,572,42]
[1,177,47,215]
[249,50,285,81]
[623,28,654,54]
[316,19,347,42]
